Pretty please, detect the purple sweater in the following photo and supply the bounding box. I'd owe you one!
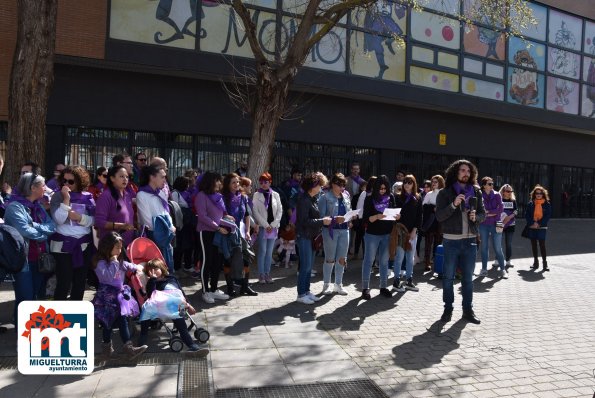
[94,189,135,246]
[481,191,504,226]
[95,259,137,289]
[194,191,224,232]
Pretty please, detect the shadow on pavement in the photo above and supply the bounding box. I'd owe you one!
[516,269,546,282]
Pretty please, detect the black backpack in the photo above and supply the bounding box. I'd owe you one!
[0,224,27,273]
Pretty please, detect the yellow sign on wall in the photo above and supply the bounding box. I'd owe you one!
[439,133,447,146]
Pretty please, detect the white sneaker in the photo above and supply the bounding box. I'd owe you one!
[202,292,215,304]
[296,295,315,305]
[211,289,230,300]
[478,269,488,277]
[500,270,509,279]
[306,292,321,302]
[321,283,333,295]
[333,284,348,295]
[492,261,498,267]
[506,261,512,267]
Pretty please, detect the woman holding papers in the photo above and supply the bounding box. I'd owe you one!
[361,175,397,300]
[318,173,350,296]
[49,166,96,300]
[393,175,423,292]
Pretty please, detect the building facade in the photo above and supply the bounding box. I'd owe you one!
[0,0,594,217]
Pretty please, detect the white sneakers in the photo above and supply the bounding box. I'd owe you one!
[333,284,348,295]
[203,290,230,304]
[296,292,321,304]
[478,269,488,277]
[500,269,509,279]
[321,284,333,295]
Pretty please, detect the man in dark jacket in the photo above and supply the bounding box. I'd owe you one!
[436,160,485,325]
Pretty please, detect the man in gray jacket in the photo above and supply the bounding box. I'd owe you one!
[436,160,485,324]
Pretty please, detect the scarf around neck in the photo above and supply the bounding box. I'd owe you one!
[69,191,96,216]
[9,194,46,222]
[351,175,365,185]
[258,188,272,209]
[403,192,417,205]
[226,191,244,221]
[453,182,475,209]
[207,192,227,214]
[373,194,390,213]
[139,185,169,211]
[533,198,545,221]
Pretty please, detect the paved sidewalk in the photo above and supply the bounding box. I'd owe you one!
[0,219,594,397]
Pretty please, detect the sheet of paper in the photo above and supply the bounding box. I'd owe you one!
[342,208,362,223]
[382,208,401,221]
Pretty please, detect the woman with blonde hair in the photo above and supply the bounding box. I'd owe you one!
[499,184,517,267]
[525,185,551,271]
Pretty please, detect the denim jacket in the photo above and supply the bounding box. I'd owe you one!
[318,191,351,218]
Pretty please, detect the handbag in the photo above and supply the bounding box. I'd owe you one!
[521,224,530,239]
[38,252,56,274]
[312,233,323,251]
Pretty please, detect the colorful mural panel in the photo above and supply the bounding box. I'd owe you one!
[464,24,505,61]
[548,47,580,79]
[410,11,460,50]
[109,0,197,49]
[507,67,544,108]
[511,1,546,41]
[303,25,346,73]
[508,37,545,71]
[548,9,582,51]
[546,77,579,114]
[585,21,595,54]
[410,66,459,92]
[350,30,406,81]
[585,57,595,85]
[351,1,407,34]
[582,85,595,117]
[462,77,503,101]
[423,0,460,15]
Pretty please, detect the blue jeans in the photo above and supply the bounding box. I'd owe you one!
[13,261,46,325]
[257,228,276,276]
[297,237,315,297]
[102,315,131,344]
[322,228,349,285]
[442,238,477,311]
[361,233,389,289]
[395,235,417,280]
[479,224,505,270]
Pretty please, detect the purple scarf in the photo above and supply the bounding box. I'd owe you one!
[288,179,300,189]
[258,188,272,209]
[69,191,96,216]
[453,182,475,209]
[179,189,192,205]
[208,192,227,214]
[225,191,244,223]
[403,192,417,205]
[373,194,390,213]
[8,194,46,222]
[139,185,169,211]
[351,175,365,185]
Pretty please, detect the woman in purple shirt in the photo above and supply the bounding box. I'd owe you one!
[194,171,230,304]
[478,176,506,278]
[94,166,136,248]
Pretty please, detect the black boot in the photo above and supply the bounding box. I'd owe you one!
[225,275,237,297]
[240,277,258,296]
[462,310,481,324]
[542,260,549,271]
[440,308,453,323]
[531,259,539,269]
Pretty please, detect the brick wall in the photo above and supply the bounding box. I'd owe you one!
[0,0,106,120]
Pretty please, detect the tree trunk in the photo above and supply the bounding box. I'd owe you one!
[246,68,292,185]
[6,0,58,185]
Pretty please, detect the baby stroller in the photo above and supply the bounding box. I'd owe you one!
[127,237,210,352]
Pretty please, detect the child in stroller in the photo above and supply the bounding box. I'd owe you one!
[138,258,209,356]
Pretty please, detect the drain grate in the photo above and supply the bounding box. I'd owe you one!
[215,379,388,398]
[180,358,211,398]
[0,356,17,370]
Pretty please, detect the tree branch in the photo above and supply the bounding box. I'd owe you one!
[231,0,269,66]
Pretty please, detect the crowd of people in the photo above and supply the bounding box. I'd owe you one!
[0,154,553,352]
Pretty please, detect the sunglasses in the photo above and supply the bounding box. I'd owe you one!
[486,182,494,186]
[535,192,543,195]
[63,179,76,185]
[404,181,414,185]
[138,158,147,162]
[100,173,108,178]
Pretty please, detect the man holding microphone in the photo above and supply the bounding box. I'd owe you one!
[436,160,485,324]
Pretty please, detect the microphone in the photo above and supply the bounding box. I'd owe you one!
[468,197,477,211]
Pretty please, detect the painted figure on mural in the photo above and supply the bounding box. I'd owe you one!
[587,36,595,117]
[477,25,500,59]
[509,50,539,105]
[154,0,199,44]
[549,21,578,78]
[363,1,406,79]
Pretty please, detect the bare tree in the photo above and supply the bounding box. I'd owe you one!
[225,0,536,183]
[6,0,58,184]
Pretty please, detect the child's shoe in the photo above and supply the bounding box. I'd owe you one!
[123,341,148,360]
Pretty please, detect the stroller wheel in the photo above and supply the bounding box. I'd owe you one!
[169,337,184,352]
[194,328,210,343]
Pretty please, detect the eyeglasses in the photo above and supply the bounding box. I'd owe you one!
[100,174,108,178]
[138,158,147,162]
[404,181,414,185]
[63,179,76,185]
[486,182,494,186]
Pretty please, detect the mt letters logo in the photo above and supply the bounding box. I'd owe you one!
[18,301,94,375]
